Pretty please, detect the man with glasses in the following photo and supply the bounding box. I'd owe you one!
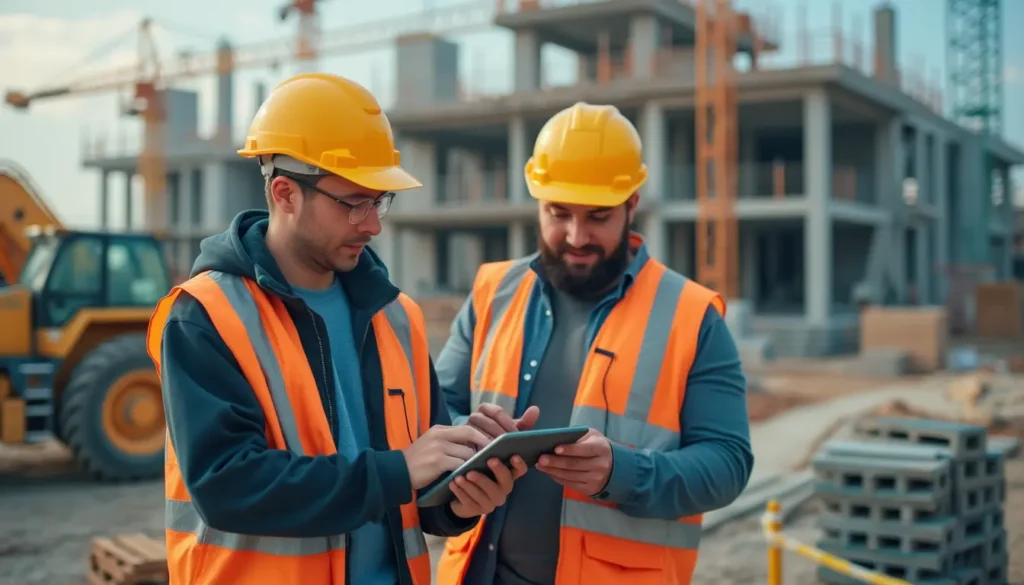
[147,72,525,585]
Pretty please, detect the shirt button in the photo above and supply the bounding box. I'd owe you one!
[545,309,552,317]
[523,373,532,381]
[488,544,495,551]
[529,360,538,367]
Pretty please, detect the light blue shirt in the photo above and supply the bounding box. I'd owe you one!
[296,279,397,585]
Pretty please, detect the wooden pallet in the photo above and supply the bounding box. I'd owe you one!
[87,533,168,585]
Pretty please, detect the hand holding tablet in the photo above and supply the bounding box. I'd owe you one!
[416,426,590,508]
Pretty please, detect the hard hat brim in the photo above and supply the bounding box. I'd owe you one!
[526,180,636,208]
[339,164,423,192]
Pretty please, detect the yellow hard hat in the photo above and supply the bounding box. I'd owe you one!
[524,102,647,207]
[238,72,422,192]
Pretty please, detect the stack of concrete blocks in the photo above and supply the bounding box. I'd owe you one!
[811,417,1008,585]
[723,299,773,368]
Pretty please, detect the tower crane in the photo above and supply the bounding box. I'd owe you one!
[3,0,497,234]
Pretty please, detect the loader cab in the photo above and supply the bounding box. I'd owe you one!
[20,230,170,327]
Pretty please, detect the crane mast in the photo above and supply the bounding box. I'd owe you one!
[695,0,740,300]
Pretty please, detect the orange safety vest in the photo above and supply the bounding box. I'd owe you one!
[146,270,433,585]
[435,257,725,585]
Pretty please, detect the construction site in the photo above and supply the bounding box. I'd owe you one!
[1,0,1023,584]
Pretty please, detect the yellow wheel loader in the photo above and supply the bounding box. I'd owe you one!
[0,161,169,481]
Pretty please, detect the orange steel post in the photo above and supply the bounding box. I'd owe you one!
[694,0,740,299]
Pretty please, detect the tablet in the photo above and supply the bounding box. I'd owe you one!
[415,426,589,508]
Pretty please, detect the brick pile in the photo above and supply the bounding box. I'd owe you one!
[811,417,1008,585]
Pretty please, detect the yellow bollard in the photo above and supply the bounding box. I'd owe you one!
[766,500,783,585]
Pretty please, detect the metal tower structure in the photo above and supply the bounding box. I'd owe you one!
[695,0,740,299]
[947,0,1003,135]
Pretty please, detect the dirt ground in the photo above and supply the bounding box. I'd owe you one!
[0,370,1018,585]
[4,452,1021,585]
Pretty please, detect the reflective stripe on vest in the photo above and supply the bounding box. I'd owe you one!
[147,270,431,585]
[435,257,725,585]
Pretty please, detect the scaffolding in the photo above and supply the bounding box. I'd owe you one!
[947,0,1003,135]
[694,0,741,300]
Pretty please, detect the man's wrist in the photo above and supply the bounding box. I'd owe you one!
[591,442,638,504]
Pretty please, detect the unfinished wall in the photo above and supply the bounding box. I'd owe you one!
[832,124,877,204]
[395,34,460,107]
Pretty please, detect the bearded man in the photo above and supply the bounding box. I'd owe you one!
[432,102,754,585]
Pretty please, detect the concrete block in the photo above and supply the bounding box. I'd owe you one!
[736,335,773,367]
[952,567,986,585]
[817,512,958,557]
[987,435,1020,458]
[952,538,986,571]
[956,508,1005,547]
[812,452,952,503]
[854,416,987,460]
[723,298,755,338]
[845,348,912,377]
[818,489,954,524]
[981,529,1006,572]
[817,539,953,582]
[955,480,1002,516]
[821,439,950,461]
[954,452,1005,488]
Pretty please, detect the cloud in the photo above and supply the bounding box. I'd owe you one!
[0,10,178,119]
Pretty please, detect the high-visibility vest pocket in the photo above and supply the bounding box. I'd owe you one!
[577,532,665,585]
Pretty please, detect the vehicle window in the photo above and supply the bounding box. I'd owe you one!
[46,237,104,295]
[105,238,170,306]
[43,236,104,325]
[18,237,59,290]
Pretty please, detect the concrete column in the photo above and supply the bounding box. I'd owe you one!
[124,172,134,231]
[397,229,437,296]
[508,220,528,258]
[915,223,931,303]
[932,136,949,302]
[374,226,398,283]
[640,214,666,261]
[873,117,906,301]
[508,117,528,203]
[874,118,901,208]
[629,14,659,80]
[99,171,109,229]
[803,90,832,324]
[639,101,665,202]
[915,127,928,204]
[513,30,541,93]
[395,140,436,211]
[215,41,234,142]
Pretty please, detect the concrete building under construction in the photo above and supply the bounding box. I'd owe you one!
[81,0,1024,357]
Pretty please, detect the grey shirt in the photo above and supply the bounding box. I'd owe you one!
[494,288,599,585]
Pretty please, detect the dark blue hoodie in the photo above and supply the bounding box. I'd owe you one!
[158,210,477,584]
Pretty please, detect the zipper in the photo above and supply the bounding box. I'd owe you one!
[304,305,336,441]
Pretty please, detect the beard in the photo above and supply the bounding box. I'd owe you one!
[538,220,631,299]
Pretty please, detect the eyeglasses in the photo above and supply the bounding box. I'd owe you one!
[287,175,395,224]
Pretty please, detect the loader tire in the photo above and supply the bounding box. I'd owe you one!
[59,333,164,481]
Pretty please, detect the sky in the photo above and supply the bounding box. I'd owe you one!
[0,0,1022,230]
